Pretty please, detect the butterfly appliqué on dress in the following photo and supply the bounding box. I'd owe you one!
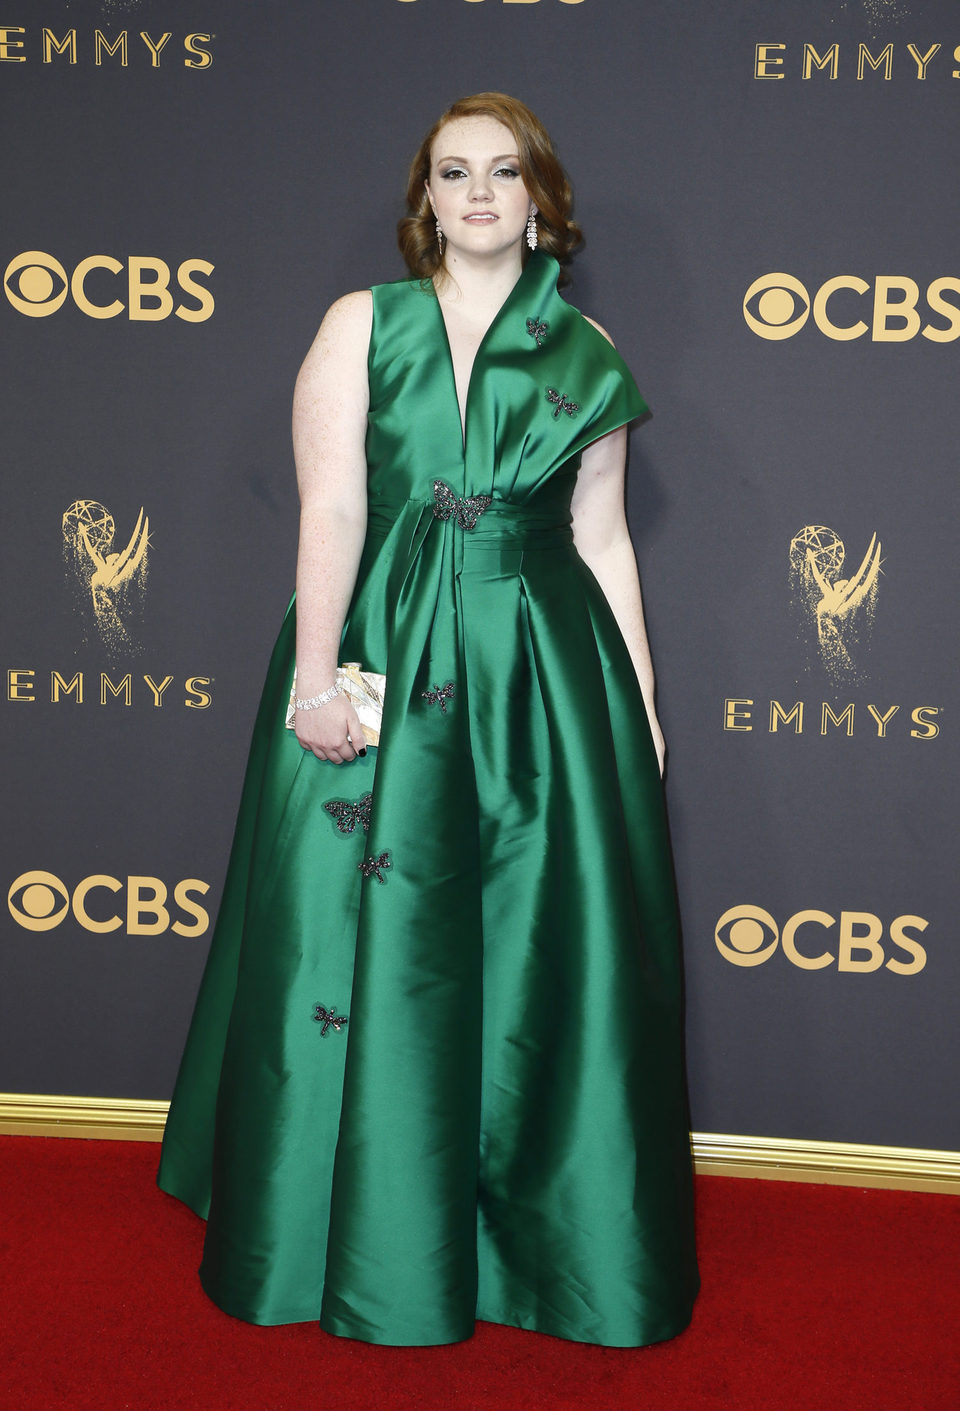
[546,388,580,419]
[433,479,492,531]
[526,317,549,347]
[323,791,372,835]
[422,682,456,714]
[358,851,391,883]
[313,1003,349,1036]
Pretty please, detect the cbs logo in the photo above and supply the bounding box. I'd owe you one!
[743,272,960,343]
[8,870,209,936]
[3,251,214,322]
[715,904,928,975]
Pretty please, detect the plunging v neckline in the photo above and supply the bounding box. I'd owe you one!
[431,254,545,451]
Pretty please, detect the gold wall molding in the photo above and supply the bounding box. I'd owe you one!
[691,1131,960,1194]
[1,1094,958,1194]
[0,1092,169,1143]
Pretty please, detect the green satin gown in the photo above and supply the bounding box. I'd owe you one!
[158,250,699,1347]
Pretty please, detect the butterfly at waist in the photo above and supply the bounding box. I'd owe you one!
[366,483,574,547]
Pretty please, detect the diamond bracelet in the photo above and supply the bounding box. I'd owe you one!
[294,682,343,711]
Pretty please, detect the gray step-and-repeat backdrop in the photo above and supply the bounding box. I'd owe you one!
[2,0,957,1154]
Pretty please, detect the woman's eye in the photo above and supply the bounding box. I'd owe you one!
[495,167,520,179]
[440,168,467,181]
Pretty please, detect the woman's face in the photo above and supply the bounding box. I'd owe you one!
[425,115,534,264]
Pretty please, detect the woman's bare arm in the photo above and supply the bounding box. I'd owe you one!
[570,324,664,774]
[292,290,372,764]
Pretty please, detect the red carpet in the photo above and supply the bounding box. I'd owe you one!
[1,1136,957,1411]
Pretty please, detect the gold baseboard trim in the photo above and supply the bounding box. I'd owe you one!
[1,1095,957,1194]
[692,1132,960,1195]
[0,1093,168,1143]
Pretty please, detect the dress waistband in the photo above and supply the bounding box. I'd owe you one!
[367,488,574,548]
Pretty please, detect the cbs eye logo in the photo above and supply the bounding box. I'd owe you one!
[742,274,810,340]
[3,250,214,322]
[9,871,71,930]
[715,904,928,975]
[5,252,70,316]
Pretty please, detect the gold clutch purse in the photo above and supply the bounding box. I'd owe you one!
[285,661,387,747]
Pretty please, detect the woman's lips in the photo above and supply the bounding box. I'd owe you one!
[464,213,498,223]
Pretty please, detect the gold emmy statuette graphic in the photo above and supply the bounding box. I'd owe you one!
[789,525,882,685]
[62,500,150,657]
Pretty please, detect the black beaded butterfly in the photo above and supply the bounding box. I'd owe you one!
[323,791,372,835]
[433,479,492,531]
[526,317,549,346]
[546,388,580,419]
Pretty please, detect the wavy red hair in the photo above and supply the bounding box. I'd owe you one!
[397,92,583,287]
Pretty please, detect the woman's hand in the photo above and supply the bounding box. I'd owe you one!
[295,696,366,763]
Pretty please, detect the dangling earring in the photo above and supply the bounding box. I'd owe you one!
[435,218,445,255]
[526,210,538,251]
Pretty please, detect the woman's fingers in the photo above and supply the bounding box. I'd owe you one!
[298,738,362,764]
[295,701,367,763]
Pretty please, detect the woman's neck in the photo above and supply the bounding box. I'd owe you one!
[434,248,526,316]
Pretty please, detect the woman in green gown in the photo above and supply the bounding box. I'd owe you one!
[158,92,699,1347]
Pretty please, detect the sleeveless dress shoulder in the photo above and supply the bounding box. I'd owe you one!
[157,251,699,1347]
